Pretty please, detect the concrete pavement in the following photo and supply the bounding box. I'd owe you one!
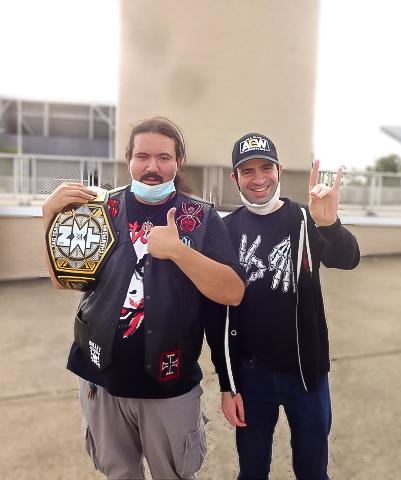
[1,256,400,479]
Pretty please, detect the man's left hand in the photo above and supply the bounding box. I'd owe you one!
[147,207,181,259]
[309,160,343,227]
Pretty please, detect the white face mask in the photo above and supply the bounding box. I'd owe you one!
[240,183,281,215]
[130,177,176,203]
[130,163,177,203]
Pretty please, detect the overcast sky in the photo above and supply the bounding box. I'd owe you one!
[1,0,400,170]
[314,0,401,170]
[0,0,118,103]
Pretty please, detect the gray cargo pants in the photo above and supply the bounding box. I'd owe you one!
[79,380,206,480]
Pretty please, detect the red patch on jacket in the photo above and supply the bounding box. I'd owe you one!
[176,202,204,233]
[107,198,119,218]
[159,350,181,381]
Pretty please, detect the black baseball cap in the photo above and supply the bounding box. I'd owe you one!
[232,133,279,170]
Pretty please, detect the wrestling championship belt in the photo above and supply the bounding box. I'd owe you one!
[46,188,117,291]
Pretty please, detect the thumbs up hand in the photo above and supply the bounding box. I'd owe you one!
[147,208,181,260]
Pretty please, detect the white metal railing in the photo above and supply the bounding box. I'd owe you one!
[318,169,401,214]
[0,153,121,202]
[1,153,401,215]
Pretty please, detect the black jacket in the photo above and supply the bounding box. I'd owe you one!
[72,187,241,385]
[205,200,360,392]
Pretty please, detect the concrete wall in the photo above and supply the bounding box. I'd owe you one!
[345,224,401,257]
[1,214,400,282]
[117,0,319,178]
[0,216,48,281]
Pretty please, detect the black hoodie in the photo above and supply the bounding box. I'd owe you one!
[205,199,360,392]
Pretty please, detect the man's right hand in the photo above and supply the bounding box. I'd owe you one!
[42,183,98,289]
[221,391,247,427]
[42,182,98,218]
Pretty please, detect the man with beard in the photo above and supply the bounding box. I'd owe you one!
[43,117,245,479]
[206,133,360,480]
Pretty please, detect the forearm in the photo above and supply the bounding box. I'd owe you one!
[317,219,360,269]
[171,242,244,305]
[204,302,233,391]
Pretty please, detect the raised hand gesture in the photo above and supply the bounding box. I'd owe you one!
[309,160,342,227]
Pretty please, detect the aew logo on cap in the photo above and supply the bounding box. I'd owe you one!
[240,136,270,154]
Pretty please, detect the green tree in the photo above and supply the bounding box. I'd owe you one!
[370,154,401,172]
[366,154,401,187]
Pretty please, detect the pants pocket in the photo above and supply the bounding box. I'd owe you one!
[85,424,100,471]
[180,422,207,477]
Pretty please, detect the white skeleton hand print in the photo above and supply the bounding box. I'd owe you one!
[239,234,267,284]
[268,236,296,293]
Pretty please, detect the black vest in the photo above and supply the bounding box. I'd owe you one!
[73,187,213,383]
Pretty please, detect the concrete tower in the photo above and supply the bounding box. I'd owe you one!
[118,0,319,203]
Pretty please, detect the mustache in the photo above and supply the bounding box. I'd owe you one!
[139,173,164,183]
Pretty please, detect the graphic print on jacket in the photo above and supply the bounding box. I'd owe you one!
[119,221,148,338]
[240,233,295,293]
[268,236,296,293]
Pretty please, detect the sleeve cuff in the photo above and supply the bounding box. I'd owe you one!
[316,217,341,230]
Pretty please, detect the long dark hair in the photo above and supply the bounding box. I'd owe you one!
[125,117,190,192]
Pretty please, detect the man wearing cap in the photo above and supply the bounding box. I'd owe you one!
[205,133,360,479]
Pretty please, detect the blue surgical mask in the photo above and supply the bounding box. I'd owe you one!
[130,178,176,203]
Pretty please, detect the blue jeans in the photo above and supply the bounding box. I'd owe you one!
[236,357,331,480]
